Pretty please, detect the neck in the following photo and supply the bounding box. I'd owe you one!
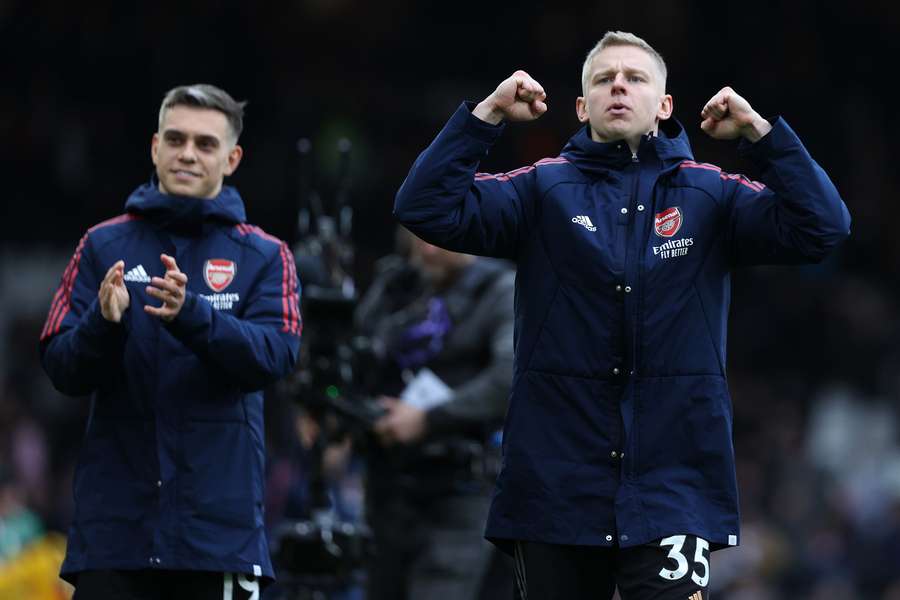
[156,181,222,199]
[590,123,658,155]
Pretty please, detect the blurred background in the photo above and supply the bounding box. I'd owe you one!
[1,0,899,598]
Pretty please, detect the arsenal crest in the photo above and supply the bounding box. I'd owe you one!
[203,259,236,292]
[654,207,683,238]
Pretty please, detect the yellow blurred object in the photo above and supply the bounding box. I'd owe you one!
[0,533,73,600]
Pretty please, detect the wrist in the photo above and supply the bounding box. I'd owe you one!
[100,306,123,323]
[472,98,504,125]
[742,114,772,143]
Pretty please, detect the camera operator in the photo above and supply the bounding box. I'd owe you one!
[354,228,515,600]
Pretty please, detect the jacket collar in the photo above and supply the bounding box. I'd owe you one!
[124,177,247,228]
[560,118,694,176]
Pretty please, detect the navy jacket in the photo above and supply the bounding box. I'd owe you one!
[40,183,302,582]
[394,103,850,552]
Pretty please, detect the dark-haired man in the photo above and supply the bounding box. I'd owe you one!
[40,84,301,599]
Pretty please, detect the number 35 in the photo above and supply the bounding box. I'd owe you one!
[658,535,709,587]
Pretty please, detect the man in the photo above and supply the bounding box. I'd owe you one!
[394,31,850,599]
[354,231,515,599]
[40,84,302,599]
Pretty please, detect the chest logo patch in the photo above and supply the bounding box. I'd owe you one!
[203,259,236,292]
[654,207,683,238]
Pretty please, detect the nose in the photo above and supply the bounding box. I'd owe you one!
[177,141,197,163]
[611,72,627,94]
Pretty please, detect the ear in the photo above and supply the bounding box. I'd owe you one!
[151,132,160,165]
[223,144,243,176]
[575,96,590,123]
[657,94,674,121]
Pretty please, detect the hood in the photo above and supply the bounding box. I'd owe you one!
[560,117,695,177]
[124,177,247,228]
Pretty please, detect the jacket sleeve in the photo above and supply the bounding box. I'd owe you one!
[394,102,538,259]
[725,117,851,265]
[425,270,515,437]
[165,242,302,392]
[39,233,127,396]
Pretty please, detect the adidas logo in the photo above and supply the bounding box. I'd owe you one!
[572,215,597,231]
[123,265,151,283]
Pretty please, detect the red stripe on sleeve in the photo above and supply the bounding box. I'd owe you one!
[41,234,87,341]
[235,224,301,335]
[41,214,137,342]
[41,248,79,339]
[288,245,302,335]
[277,243,291,332]
[282,244,300,333]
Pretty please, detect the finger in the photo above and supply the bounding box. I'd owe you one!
[104,260,125,283]
[531,100,548,116]
[517,82,545,101]
[702,100,727,120]
[166,271,188,285]
[160,254,181,273]
[145,286,179,307]
[511,69,531,82]
[512,71,542,91]
[150,277,183,295]
[144,304,170,318]
[521,79,544,96]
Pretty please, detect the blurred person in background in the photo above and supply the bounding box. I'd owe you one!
[353,228,515,599]
[38,84,301,599]
[394,30,851,599]
[0,465,70,599]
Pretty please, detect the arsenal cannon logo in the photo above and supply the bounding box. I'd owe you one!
[203,259,236,292]
[654,207,683,238]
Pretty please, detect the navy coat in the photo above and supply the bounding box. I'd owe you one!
[394,103,850,552]
[40,183,301,582]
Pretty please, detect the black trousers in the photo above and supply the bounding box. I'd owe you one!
[366,493,501,600]
[71,569,262,600]
[512,536,711,600]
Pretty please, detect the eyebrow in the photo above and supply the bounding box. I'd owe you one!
[162,128,221,147]
[593,66,652,80]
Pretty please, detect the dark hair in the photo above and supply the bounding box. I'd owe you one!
[157,84,247,141]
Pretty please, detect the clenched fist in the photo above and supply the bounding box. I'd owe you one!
[700,86,772,142]
[473,70,548,125]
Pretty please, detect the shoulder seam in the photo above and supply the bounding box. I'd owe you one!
[679,160,765,192]
[474,156,570,182]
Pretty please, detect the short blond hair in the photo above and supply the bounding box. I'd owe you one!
[581,31,667,95]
